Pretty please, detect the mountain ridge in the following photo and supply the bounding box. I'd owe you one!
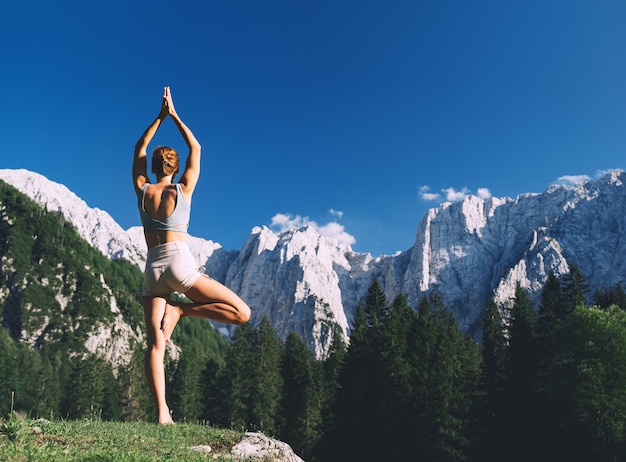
[2,168,625,357]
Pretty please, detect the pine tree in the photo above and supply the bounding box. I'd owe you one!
[329,302,380,461]
[379,293,417,459]
[118,346,150,422]
[561,263,590,312]
[533,271,570,458]
[505,283,539,461]
[219,323,254,431]
[412,295,479,461]
[15,344,60,419]
[0,329,20,416]
[320,328,346,419]
[45,348,73,420]
[200,356,224,424]
[61,354,118,420]
[249,317,283,434]
[507,283,537,395]
[536,271,567,342]
[100,359,121,421]
[593,283,626,310]
[32,351,61,419]
[169,340,205,422]
[334,280,388,460]
[479,298,509,461]
[280,331,321,460]
[314,329,346,461]
[363,278,387,332]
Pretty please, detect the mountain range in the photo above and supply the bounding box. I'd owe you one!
[2,168,625,358]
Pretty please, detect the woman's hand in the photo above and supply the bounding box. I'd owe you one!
[163,86,177,117]
[158,88,169,119]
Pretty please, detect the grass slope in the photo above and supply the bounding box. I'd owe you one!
[0,418,250,461]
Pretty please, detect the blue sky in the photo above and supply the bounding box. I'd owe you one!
[2,1,626,256]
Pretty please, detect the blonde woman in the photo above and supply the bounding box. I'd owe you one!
[132,87,250,424]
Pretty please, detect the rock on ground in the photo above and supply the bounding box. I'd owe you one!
[231,432,304,461]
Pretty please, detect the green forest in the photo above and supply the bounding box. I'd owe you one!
[3,180,626,461]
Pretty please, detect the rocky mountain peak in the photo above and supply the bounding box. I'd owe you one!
[3,168,626,358]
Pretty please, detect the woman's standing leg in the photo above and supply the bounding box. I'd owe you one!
[143,296,174,424]
[161,275,251,342]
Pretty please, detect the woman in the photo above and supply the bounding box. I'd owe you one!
[132,87,251,424]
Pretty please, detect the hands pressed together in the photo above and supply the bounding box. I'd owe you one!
[159,86,177,119]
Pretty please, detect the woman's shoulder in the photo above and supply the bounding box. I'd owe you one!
[175,183,193,204]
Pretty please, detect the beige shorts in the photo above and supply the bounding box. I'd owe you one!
[143,241,202,297]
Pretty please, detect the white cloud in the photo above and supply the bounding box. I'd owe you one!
[555,175,591,186]
[419,185,491,202]
[270,213,311,231]
[444,187,470,201]
[270,213,356,246]
[477,187,492,199]
[418,185,441,201]
[318,222,356,246]
[329,209,344,219]
[553,170,623,188]
[595,168,622,177]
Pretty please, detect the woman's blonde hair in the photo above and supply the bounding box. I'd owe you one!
[151,146,180,178]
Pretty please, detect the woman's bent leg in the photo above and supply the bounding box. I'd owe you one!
[143,296,174,424]
[162,275,251,342]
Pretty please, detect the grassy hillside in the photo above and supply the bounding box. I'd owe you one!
[0,416,247,461]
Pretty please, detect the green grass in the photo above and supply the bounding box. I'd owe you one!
[0,417,249,461]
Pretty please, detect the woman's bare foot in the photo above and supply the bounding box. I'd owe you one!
[161,303,182,343]
[158,407,175,425]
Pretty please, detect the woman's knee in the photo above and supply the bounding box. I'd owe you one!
[233,302,251,325]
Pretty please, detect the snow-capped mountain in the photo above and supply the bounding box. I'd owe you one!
[3,168,626,358]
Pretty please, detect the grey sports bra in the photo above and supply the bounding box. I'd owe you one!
[138,183,190,233]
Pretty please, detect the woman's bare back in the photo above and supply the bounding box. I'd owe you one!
[143,184,178,221]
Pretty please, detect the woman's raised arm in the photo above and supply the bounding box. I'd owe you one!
[163,87,202,196]
[132,91,169,193]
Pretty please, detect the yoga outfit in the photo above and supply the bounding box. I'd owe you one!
[138,183,191,232]
[138,183,202,297]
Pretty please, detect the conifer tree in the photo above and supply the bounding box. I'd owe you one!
[412,295,479,461]
[507,283,537,396]
[533,271,570,457]
[329,301,382,461]
[459,333,484,460]
[536,271,567,342]
[281,331,321,460]
[100,359,121,421]
[505,283,539,461]
[479,298,509,461]
[169,340,205,422]
[379,293,417,458]
[0,329,19,416]
[327,277,388,461]
[320,328,346,419]
[561,263,590,312]
[14,344,60,419]
[43,348,73,419]
[315,329,346,461]
[363,279,388,331]
[593,283,626,310]
[249,317,283,434]
[32,352,61,419]
[218,323,254,431]
[200,356,224,424]
[118,346,150,422]
[61,354,118,420]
